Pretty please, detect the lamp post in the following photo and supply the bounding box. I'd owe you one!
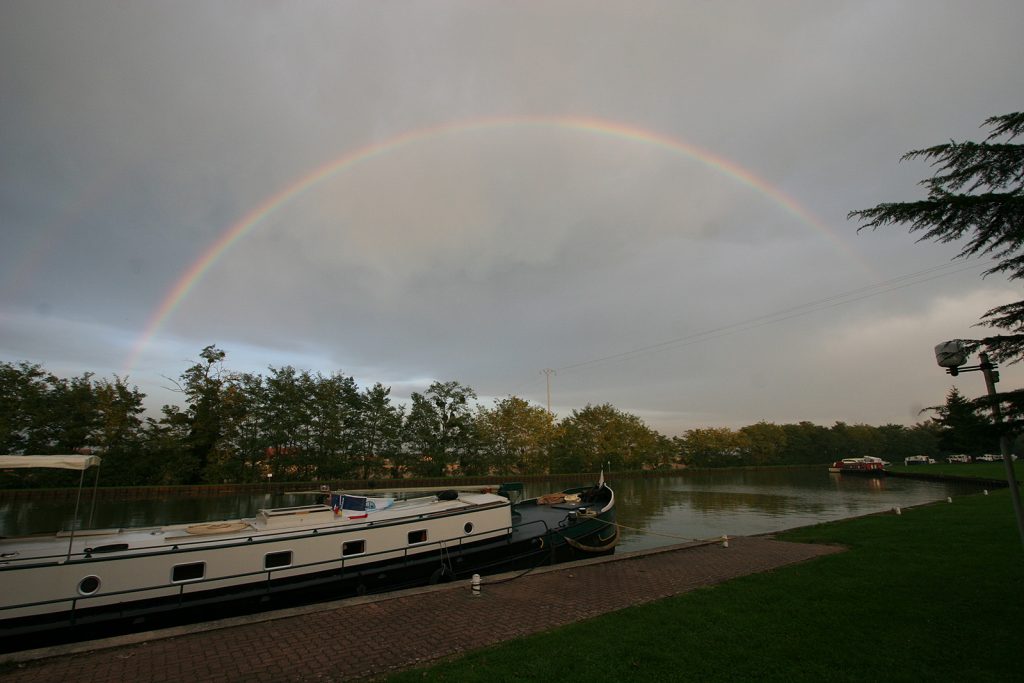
[935,340,1024,549]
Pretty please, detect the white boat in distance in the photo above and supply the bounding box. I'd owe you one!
[0,455,617,639]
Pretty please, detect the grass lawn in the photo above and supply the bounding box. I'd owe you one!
[889,461,1021,481]
[388,488,1023,682]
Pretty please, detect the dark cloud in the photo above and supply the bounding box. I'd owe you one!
[3,1,1023,433]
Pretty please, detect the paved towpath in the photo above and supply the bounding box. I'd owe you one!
[0,536,841,682]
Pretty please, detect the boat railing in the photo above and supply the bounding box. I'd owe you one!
[508,517,551,538]
[0,520,517,622]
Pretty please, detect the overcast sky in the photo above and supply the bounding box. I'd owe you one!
[2,1,1023,435]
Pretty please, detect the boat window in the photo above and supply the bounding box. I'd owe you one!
[78,575,101,596]
[408,529,427,544]
[464,522,474,534]
[342,540,365,557]
[264,551,293,570]
[172,562,206,583]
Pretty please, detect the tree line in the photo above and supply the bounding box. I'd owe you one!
[0,347,998,488]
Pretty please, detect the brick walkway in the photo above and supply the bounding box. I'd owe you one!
[0,537,841,682]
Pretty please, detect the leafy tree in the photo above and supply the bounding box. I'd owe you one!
[44,372,97,453]
[0,362,148,485]
[88,377,146,485]
[307,372,361,479]
[553,403,664,473]
[209,372,267,483]
[352,383,405,479]
[141,405,195,485]
[174,345,231,483]
[404,381,477,476]
[10,351,988,483]
[679,427,745,467]
[262,366,313,479]
[821,422,868,459]
[841,423,887,459]
[0,361,53,453]
[739,422,787,465]
[779,422,832,464]
[876,422,940,461]
[475,396,554,475]
[850,113,1024,365]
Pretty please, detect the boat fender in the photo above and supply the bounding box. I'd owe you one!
[437,490,459,501]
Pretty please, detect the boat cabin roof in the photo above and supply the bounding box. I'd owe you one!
[0,454,101,470]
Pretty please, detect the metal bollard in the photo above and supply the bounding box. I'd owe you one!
[471,573,481,597]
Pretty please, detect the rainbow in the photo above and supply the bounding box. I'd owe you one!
[124,115,870,374]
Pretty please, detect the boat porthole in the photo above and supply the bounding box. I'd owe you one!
[78,575,101,596]
[464,522,474,534]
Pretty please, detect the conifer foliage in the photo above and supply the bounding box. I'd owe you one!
[850,113,1024,364]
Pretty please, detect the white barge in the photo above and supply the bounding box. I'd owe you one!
[0,455,616,639]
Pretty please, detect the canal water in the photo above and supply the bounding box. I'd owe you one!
[0,468,983,550]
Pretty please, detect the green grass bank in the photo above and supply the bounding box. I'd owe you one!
[389,488,1023,682]
[889,461,1020,481]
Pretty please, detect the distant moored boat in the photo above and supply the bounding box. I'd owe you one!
[828,457,886,476]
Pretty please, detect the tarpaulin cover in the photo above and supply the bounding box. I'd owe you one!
[341,495,367,511]
[0,455,101,471]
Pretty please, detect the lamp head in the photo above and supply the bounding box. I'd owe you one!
[934,340,968,369]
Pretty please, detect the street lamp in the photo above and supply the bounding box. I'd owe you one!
[934,340,969,374]
[934,340,1024,548]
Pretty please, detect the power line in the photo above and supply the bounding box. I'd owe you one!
[555,258,998,374]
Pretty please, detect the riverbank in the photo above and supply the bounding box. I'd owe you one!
[887,461,1021,490]
[389,487,1022,682]
[2,487,1017,681]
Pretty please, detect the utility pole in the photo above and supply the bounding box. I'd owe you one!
[978,353,1024,549]
[540,368,556,414]
[936,341,1024,550]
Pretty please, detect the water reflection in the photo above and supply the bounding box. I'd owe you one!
[0,469,983,551]
[599,469,982,552]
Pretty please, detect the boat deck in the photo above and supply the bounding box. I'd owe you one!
[0,493,509,566]
[508,492,613,543]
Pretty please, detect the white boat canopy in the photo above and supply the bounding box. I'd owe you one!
[0,455,102,470]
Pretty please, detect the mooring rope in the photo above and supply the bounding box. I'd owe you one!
[477,541,556,586]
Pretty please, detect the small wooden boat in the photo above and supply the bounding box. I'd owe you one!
[0,455,616,641]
